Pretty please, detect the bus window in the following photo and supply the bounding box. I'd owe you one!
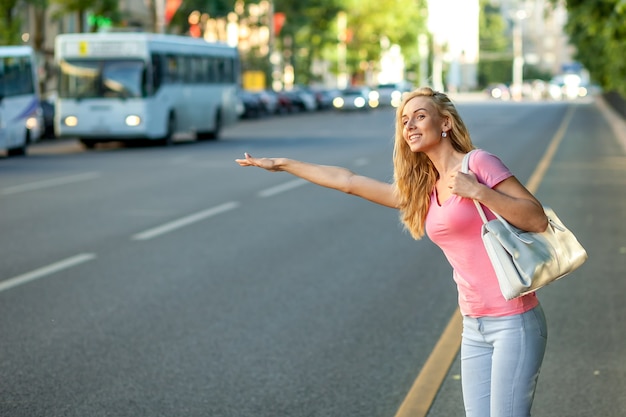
[58,59,144,99]
[181,56,193,83]
[2,57,35,96]
[217,58,226,83]
[59,60,99,98]
[165,55,178,83]
[150,53,163,91]
[101,61,144,98]
[192,56,204,83]
[207,57,216,83]
[225,58,234,83]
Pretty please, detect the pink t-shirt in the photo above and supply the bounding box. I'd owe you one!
[425,149,538,317]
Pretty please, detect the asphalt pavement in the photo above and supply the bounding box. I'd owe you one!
[2,96,624,417]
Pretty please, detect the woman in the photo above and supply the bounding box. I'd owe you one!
[235,87,549,417]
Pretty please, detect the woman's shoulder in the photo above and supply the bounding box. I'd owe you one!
[468,148,512,184]
[470,148,496,162]
[470,148,506,168]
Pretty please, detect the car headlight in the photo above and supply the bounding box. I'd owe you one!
[333,97,345,108]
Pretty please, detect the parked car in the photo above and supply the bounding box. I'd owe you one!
[310,87,340,110]
[375,82,412,107]
[485,83,511,100]
[332,87,375,111]
[237,90,263,118]
[252,90,279,115]
[275,91,295,113]
[285,89,317,112]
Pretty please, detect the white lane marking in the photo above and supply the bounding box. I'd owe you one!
[257,179,308,198]
[131,201,240,241]
[0,253,96,293]
[1,172,101,196]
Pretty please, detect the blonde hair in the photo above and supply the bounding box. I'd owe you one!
[393,87,474,239]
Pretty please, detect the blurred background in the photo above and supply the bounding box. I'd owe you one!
[3,0,625,135]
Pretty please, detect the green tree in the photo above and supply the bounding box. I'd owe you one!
[0,0,23,45]
[273,0,343,85]
[557,0,626,96]
[339,0,427,85]
[477,0,511,87]
[51,0,120,33]
[168,0,233,32]
[165,0,428,86]
[30,0,48,51]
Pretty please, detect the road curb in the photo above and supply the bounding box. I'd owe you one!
[595,94,626,153]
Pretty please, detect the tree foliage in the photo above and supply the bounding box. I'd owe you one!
[51,0,120,33]
[273,0,343,85]
[169,0,233,29]
[1,0,429,87]
[0,0,24,45]
[340,0,428,84]
[558,0,626,95]
[477,0,511,87]
[166,0,427,86]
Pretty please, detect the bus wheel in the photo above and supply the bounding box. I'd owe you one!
[80,139,97,149]
[7,145,27,157]
[197,111,221,141]
[7,132,29,156]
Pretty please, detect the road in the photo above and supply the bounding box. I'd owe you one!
[1,98,624,417]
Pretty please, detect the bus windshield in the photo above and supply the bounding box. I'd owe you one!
[0,55,35,100]
[59,59,147,99]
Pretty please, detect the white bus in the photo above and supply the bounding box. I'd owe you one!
[54,33,240,148]
[0,46,43,157]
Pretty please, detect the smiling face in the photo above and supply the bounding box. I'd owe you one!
[401,96,448,153]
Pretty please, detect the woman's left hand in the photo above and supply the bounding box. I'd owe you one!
[449,170,483,199]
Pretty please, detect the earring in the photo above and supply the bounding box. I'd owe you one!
[441,131,447,138]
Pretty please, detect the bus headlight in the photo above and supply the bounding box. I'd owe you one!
[64,116,78,127]
[125,115,141,126]
[26,116,39,129]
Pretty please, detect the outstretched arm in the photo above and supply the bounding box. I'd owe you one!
[235,153,399,209]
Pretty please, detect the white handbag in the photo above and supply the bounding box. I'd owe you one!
[462,151,588,300]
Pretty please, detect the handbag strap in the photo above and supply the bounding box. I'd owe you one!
[461,150,490,224]
[462,150,535,243]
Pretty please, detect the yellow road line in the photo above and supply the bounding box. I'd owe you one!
[394,104,575,417]
[394,309,463,417]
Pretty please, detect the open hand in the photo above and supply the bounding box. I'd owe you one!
[235,153,283,172]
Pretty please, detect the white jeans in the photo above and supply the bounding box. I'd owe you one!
[461,305,548,417]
